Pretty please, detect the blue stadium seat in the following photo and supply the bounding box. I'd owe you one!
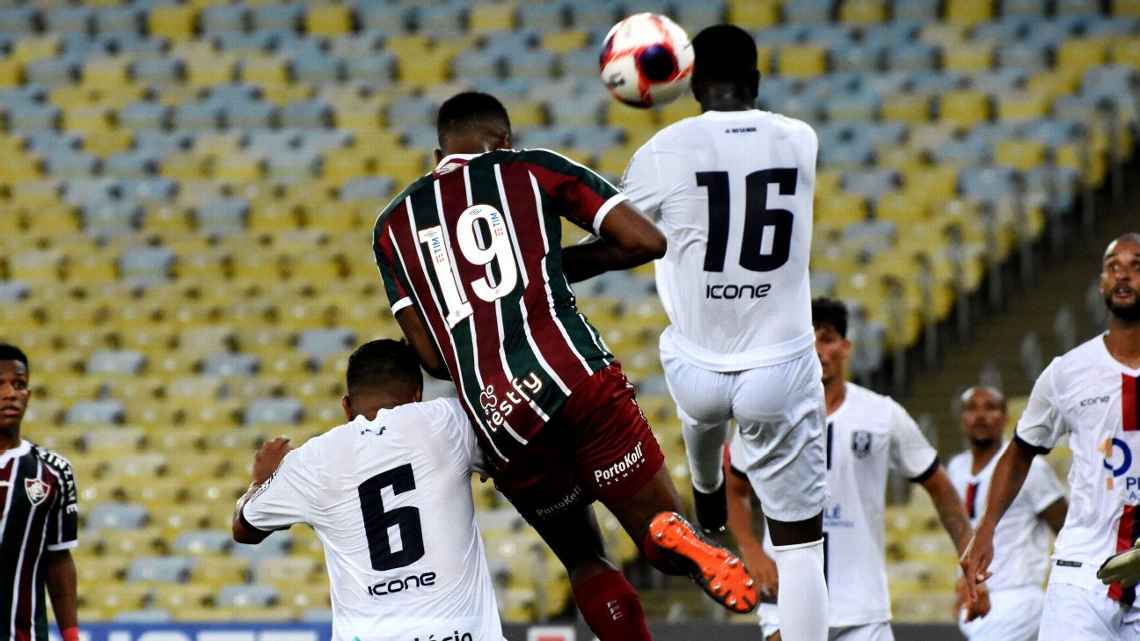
[340,176,396,201]
[843,169,901,199]
[892,0,940,21]
[224,101,278,131]
[201,353,260,377]
[887,42,939,72]
[104,151,161,179]
[120,247,175,285]
[24,57,79,86]
[244,398,304,425]
[213,31,277,53]
[201,5,249,34]
[0,7,37,34]
[297,329,355,360]
[344,51,396,83]
[995,42,1051,70]
[517,2,566,32]
[127,557,193,584]
[783,0,834,24]
[94,6,143,35]
[832,43,886,72]
[173,103,223,132]
[864,20,922,46]
[355,3,412,33]
[292,53,343,85]
[175,530,233,555]
[251,3,304,33]
[45,151,100,179]
[218,585,279,608]
[88,503,149,530]
[83,203,145,237]
[1000,0,1048,16]
[66,400,127,425]
[44,6,93,35]
[195,198,250,233]
[131,57,185,86]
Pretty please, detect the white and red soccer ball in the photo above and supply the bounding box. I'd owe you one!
[599,13,694,109]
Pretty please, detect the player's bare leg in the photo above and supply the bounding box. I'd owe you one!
[607,466,759,613]
[521,503,653,641]
[766,513,828,641]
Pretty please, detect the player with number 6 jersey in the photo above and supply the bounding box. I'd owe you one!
[233,340,504,641]
[622,25,828,641]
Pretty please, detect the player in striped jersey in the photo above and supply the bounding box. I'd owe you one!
[375,92,758,639]
[0,344,80,641]
[962,234,1140,640]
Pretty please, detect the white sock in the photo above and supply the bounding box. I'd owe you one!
[772,538,828,641]
[681,420,728,492]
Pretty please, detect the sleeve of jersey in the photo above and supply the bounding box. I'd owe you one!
[888,401,940,482]
[1015,360,1066,454]
[45,460,79,551]
[522,149,627,235]
[620,142,665,220]
[373,222,413,315]
[1025,457,1067,514]
[241,449,315,531]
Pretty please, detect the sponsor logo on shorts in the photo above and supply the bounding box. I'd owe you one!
[534,485,584,519]
[851,431,873,459]
[594,442,645,486]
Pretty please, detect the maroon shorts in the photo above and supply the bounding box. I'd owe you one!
[494,363,666,523]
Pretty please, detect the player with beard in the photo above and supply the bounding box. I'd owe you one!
[962,233,1140,640]
[947,386,1067,641]
[0,344,80,641]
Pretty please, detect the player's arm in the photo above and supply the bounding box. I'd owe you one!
[395,307,450,380]
[918,467,973,556]
[562,202,666,283]
[233,437,294,544]
[44,550,78,640]
[1039,497,1068,534]
[724,451,778,602]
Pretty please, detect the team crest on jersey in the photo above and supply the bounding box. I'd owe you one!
[851,431,873,459]
[24,477,50,506]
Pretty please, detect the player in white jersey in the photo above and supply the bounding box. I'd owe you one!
[962,233,1140,640]
[948,386,1067,641]
[725,298,974,641]
[621,25,827,641]
[232,340,503,641]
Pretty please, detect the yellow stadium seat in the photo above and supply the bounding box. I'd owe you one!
[728,0,780,28]
[839,0,886,24]
[996,91,1051,121]
[543,30,588,54]
[305,4,353,36]
[397,50,454,89]
[938,90,990,127]
[148,4,198,41]
[1116,0,1140,15]
[1112,38,1140,67]
[816,169,842,196]
[82,58,129,88]
[903,165,959,206]
[777,45,827,78]
[0,59,22,88]
[1056,142,1108,187]
[1026,71,1079,101]
[815,192,868,226]
[209,153,263,181]
[1057,38,1110,74]
[12,36,60,65]
[469,3,515,33]
[240,55,289,86]
[943,43,993,72]
[875,191,930,226]
[186,53,237,89]
[83,128,134,157]
[595,145,636,177]
[504,100,545,128]
[945,0,993,27]
[659,97,701,124]
[881,94,931,123]
[63,106,113,135]
[996,139,1047,171]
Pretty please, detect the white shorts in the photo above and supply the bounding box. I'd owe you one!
[958,585,1043,641]
[758,604,893,641]
[664,346,827,523]
[1038,582,1140,641]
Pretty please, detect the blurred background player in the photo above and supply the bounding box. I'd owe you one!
[0,344,80,641]
[232,339,505,641]
[621,24,827,641]
[374,91,758,640]
[947,385,1067,641]
[962,233,1140,641]
[724,299,973,641]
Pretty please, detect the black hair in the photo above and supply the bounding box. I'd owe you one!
[436,91,511,147]
[0,344,28,370]
[811,298,849,339]
[691,24,760,97]
[345,339,422,396]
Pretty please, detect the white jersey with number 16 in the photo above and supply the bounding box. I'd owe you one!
[241,398,503,641]
[622,109,818,371]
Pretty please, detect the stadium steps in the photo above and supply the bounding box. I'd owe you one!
[904,156,1140,453]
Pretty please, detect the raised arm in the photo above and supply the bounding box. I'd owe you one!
[233,437,293,544]
[563,202,666,283]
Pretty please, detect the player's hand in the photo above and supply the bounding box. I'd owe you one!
[742,545,779,603]
[1098,537,1140,587]
[252,437,291,484]
[958,578,991,622]
[959,526,995,605]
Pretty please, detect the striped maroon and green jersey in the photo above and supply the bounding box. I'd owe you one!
[0,441,78,641]
[374,148,626,466]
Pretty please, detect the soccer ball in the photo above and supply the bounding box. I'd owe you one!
[599,13,694,109]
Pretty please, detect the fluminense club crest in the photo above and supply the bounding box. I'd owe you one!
[24,477,50,506]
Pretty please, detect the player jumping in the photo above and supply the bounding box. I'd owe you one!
[621,24,827,641]
[724,299,974,641]
[948,385,1067,641]
[233,339,506,641]
[0,343,80,641]
[961,233,1140,640]
[373,92,758,640]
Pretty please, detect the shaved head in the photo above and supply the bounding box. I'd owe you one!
[1101,232,1140,323]
[960,385,1007,450]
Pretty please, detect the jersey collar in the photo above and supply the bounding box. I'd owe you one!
[435,153,483,172]
[0,440,31,467]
